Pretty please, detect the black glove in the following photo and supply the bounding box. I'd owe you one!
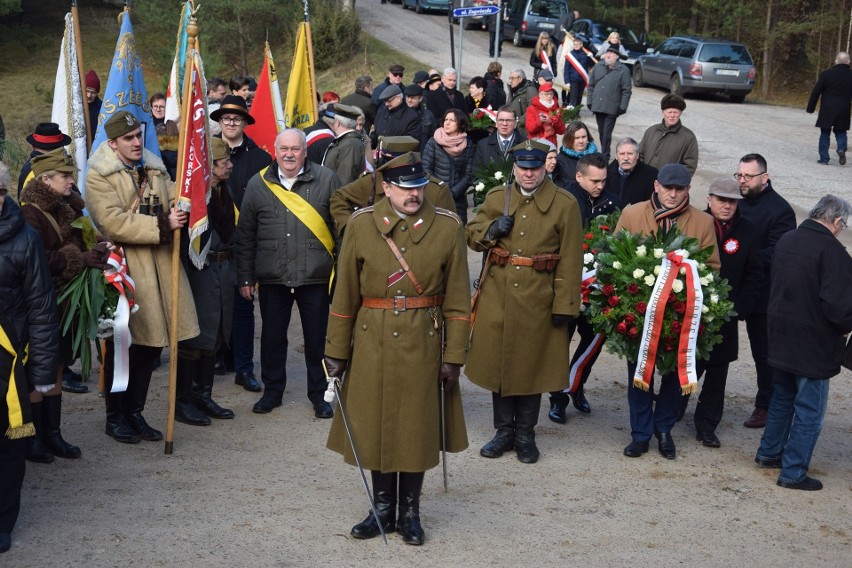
[551,314,575,327]
[485,215,514,240]
[323,356,348,381]
[440,363,462,390]
[83,242,110,269]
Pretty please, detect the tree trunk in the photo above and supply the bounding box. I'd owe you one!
[761,0,773,98]
[645,0,650,34]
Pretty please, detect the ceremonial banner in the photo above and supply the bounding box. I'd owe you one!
[284,22,316,130]
[245,42,285,157]
[165,1,191,123]
[89,12,161,160]
[51,12,87,185]
[176,53,212,270]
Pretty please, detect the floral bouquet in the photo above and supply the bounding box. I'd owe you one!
[561,104,583,123]
[469,157,512,208]
[469,107,496,131]
[585,228,735,393]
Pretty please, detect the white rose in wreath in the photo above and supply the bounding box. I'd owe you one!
[671,279,684,294]
[494,171,504,180]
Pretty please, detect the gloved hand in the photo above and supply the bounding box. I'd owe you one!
[485,215,514,240]
[83,242,111,269]
[551,314,575,327]
[323,356,348,382]
[440,363,462,390]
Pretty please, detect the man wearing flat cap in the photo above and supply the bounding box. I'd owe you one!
[639,94,699,174]
[322,104,366,185]
[85,110,199,445]
[371,63,406,106]
[587,46,632,162]
[615,163,719,460]
[371,84,422,151]
[330,139,454,236]
[18,123,72,193]
[466,139,584,464]
[324,151,470,545]
[680,178,761,448]
[404,84,437,150]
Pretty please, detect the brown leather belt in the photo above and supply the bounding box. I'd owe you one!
[361,295,444,311]
[488,247,560,272]
[210,250,231,262]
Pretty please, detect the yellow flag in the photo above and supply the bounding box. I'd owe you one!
[284,22,315,130]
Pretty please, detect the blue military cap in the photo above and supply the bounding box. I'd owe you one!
[511,139,550,169]
[378,152,429,188]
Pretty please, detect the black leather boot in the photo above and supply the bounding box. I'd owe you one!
[192,354,234,419]
[105,391,141,443]
[548,392,569,423]
[480,393,516,458]
[571,387,591,414]
[514,394,542,464]
[40,394,81,458]
[351,471,397,539]
[25,401,54,463]
[175,355,211,426]
[397,472,425,545]
[124,347,164,440]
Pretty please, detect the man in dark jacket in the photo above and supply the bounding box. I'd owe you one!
[735,153,796,428]
[340,76,377,133]
[755,194,852,491]
[211,95,271,393]
[0,173,59,553]
[507,69,538,138]
[472,106,526,174]
[371,85,422,150]
[371,64,406,106]
[605,137,657,208]
[586,47,632,161]
[322,104,365,185]
[689,179,762,448]
[639,94,698,174]
[234,129,342,419]
[405,85,437,151]
[427,68,465,122]
[806,51,852,165]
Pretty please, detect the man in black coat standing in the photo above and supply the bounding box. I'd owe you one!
[472,106,526,173]
[806,51,852,165]
[690,179,762,448]
[371,85,422,150]
[605,137,657,208]
[735,153,796,429]
[755,194,852,491]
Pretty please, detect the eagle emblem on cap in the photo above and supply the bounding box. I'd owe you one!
[524,140,533,150]
[125,114,135,126]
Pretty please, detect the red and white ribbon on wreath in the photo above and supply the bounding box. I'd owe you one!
[633,250,703,395]
[103,248,136,393]
[580,268,596,303]
[472,106,497,124]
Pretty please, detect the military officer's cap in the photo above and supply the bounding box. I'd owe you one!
[104,111,142,140]
[378,136,420,156]
[378,152,429,189]
[511,139,549,169]
[31,148,77,176]
[323,103,361,121]
[211,138,230,162]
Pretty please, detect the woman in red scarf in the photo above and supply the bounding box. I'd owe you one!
[525,84,565,147]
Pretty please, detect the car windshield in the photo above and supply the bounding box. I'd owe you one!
[591,22,640,44]
[698,43,753,65]
[529,0,567,18]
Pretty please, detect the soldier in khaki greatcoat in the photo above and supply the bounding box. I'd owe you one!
[466,140,584,464]
[324,152,470,546]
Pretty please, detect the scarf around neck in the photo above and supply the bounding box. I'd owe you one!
[434,128,468,157]
[561,141,599,158]
[651,192,690,235]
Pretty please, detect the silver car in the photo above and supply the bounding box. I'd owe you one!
[633,36,756,103]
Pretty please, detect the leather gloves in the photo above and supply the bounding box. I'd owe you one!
[323,356,348,381]
[485,215,514,240]
[551,314,575,327]
[83,242,111,269]
[440,363,462,390]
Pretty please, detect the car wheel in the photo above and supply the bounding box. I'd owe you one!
[730,94,746,103]
[415,1,424,14]
[633,66,645,87]
[513,29,522,47]
[669,74,682,96]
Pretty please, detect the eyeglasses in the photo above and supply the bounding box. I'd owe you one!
[0,186,7,195]
[496,118,516,123]
[220,116,245,125]
[152,105,165,111]
[391,72,403,78]
[508,76,521,81]
[733,172,765,181]
[840,218,849,230]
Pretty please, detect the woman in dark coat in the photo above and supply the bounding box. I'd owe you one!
[422,109,474,223]
[20,149,112,462]
[553,120,598,188]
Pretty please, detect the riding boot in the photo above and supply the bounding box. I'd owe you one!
[351,471,398,539]
[124,349,163,441]
[105,390,140,443]
[397,471,426,545]
[40,394,81,458]
[175,354,211,426]
[192,353,234,419]
[480,392,516,458]
[547,391,569,423]
[514,394,542,463]
[25,401,54,463]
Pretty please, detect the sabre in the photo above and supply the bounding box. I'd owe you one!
[440,381,448,493]
[322,360,388,545]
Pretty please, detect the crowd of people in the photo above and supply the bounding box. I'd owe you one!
[1,39,851,554]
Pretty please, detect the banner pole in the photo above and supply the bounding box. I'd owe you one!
[71,0,93,152]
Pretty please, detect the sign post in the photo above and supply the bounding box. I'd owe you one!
[451,4,501,77]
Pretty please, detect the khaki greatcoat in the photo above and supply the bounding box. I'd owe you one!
[85,144,199,347]
[325,197,470,473]
[465,177,584,396]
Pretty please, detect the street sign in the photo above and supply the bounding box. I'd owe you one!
[452,5,500,18]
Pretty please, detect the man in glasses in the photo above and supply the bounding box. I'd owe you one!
[472,106,526,173]
[735,153,796,429]
[507,69,538,138]
[371,85,422,151]
[371,64,406,106]
[211,95,272,394]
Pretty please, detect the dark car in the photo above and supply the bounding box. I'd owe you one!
[570,18,651,69]
[403,0,452,13]
[633,36,756,102]
[502,0,571,46]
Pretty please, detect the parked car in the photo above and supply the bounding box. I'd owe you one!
[502,0,571,47]
[403,0,452,14]
[569,18,651,69]
[632,36,756,102]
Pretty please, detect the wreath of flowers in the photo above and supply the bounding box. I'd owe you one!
[584,227,736,376]
[581,210,621,305]
[468,157,512,208]
[469,107,496,131]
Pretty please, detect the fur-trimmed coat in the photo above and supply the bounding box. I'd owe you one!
[20,179,87,288]
[85,144,199,347]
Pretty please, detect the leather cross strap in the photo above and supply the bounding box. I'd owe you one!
[382,233,424,295]
[361,295,443,310]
